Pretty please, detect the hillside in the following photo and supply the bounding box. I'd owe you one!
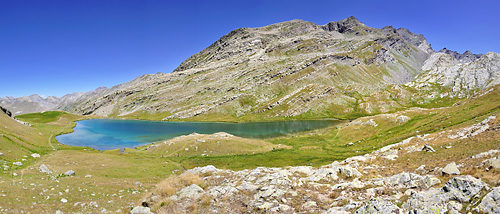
[53,17,499,121]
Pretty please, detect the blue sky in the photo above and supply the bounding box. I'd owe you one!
[1,0,499,98]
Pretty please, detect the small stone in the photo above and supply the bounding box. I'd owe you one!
[415,164,426,173]
[302,201,317,209]
[31,153,40,158]
[85,175,93,178]
[13,162,22,166]
[442,162,460,175]
[39,164,52,174]
[422,144,436,152]
[257,202,274,210]
[64,170,75,176]
[61,198,67,203]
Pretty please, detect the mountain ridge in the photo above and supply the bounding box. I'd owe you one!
[3,17,499,121]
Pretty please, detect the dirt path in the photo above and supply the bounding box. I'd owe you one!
[49,132,56,150]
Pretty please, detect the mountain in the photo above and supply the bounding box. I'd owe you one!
[0,87,107,115]
[56,17,499,121]
[5,17,500,120]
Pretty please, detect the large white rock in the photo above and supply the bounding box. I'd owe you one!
[338,166,362,177]
[130,206,153,214]
[442,162,460,175]
[177,184,204,200]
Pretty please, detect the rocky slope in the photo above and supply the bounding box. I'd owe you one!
[57,17,496,120]
[138,110,500,213]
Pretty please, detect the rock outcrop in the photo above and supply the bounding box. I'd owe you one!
[0,105,12,117]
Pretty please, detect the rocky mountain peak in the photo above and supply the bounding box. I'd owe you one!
[395,28,434,54]
[438,48,483,63]
[321,16,370,34]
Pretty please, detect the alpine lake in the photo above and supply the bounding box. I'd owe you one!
[56,119,343,150]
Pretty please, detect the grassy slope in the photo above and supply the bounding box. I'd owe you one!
[1,84,499,212]
[173,85,500,170]
[0,112,181,213]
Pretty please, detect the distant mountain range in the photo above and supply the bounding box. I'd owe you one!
[0,87,107,115]
[3,16,500,120]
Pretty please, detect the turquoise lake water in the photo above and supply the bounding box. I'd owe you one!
[55,119,342,151]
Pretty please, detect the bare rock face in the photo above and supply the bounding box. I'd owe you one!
[439,48,483,63]
[476,186,500,213]
[441,175,488,203]
[410,51,500,97]
[0,105,12,117]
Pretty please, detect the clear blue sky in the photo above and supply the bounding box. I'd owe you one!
[1,0,499,98]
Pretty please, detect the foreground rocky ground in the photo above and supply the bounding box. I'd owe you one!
[136,113,500,213]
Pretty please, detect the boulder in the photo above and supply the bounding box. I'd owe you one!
[338,166,362,177]
[422,175,441,189]
[441,175,488,203]
[484,155,500,171]
[39,164,52,174]
[185,165,218,175]
[401,188,448,213]
[130,206,153,214]
[64,170,76,176]
[476,186,500,213]
[177,184,204,200]
[442,162,460,175]
[384,172,439,189]
[355,198,401,214]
